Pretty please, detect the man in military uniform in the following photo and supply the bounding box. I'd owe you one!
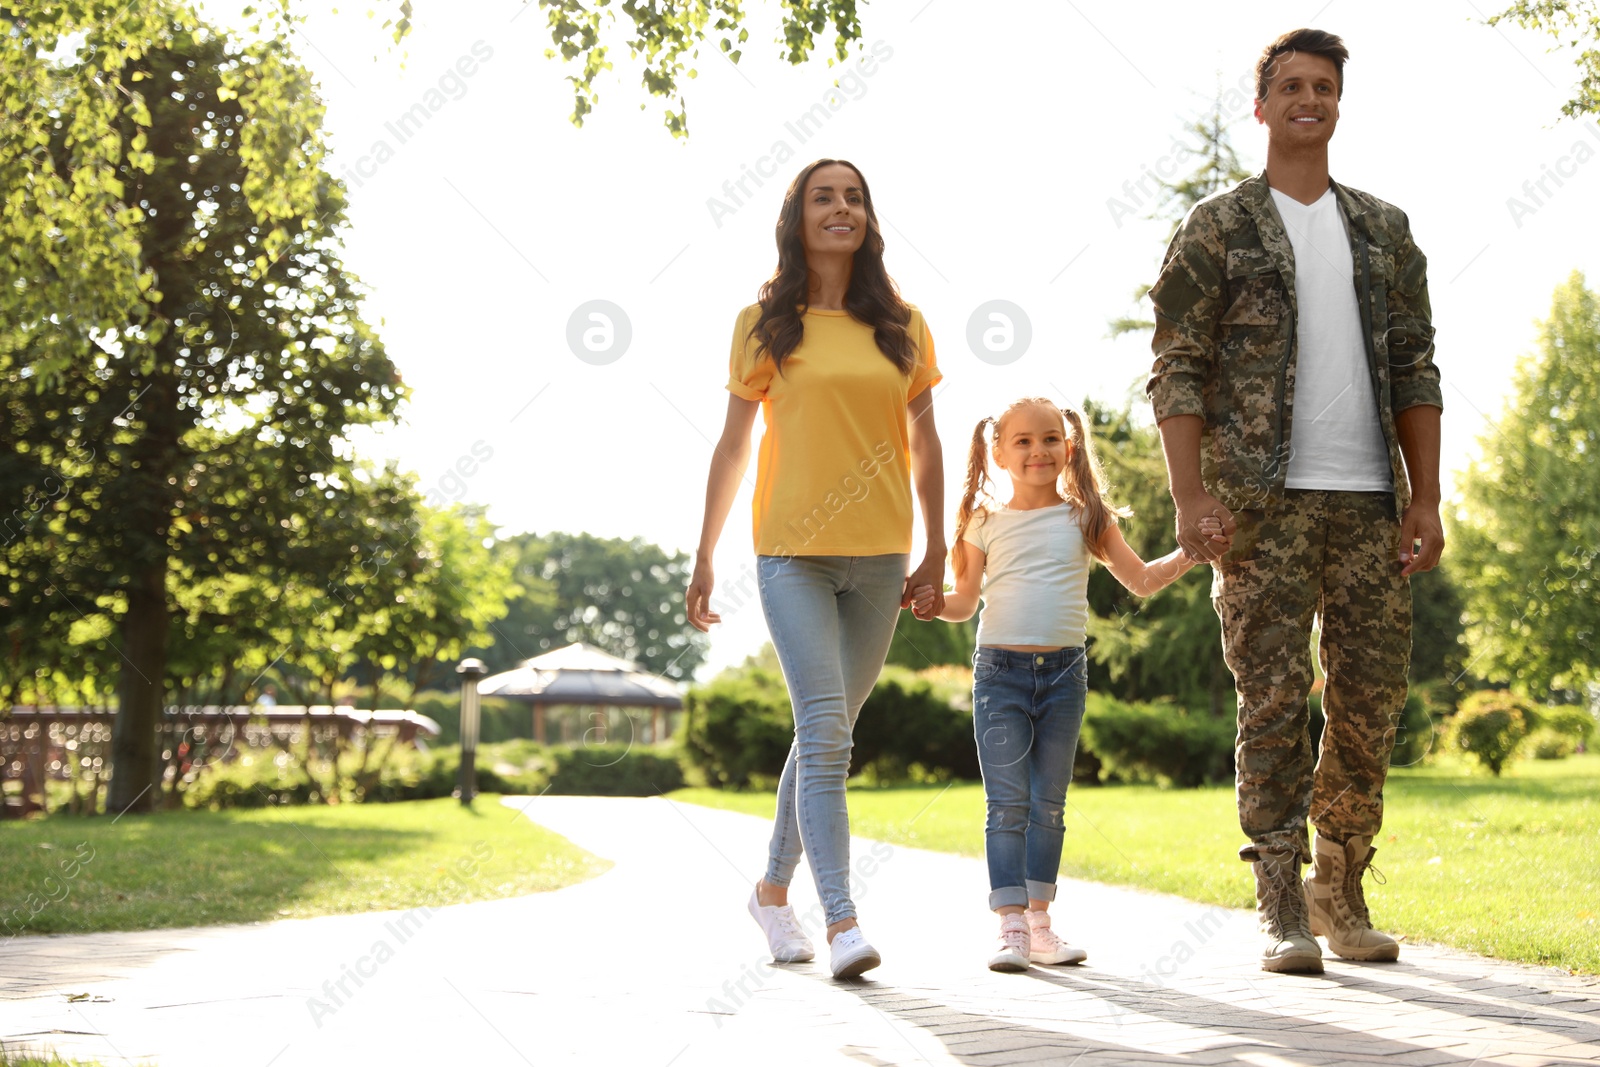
[1147,28,1444,974]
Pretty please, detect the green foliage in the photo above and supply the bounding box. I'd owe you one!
[1489,1,1600,120]
[1448,691,1534,775]
[1084,401,1233,715]
[482,531,706,680]
[542,745,686,795]
[680,663,980,788]
[537,0,863,136]
[851,666,979,783]
[1079,694,1235,787]
[410,690,531,746]
[681,664,794,788]
[886,609,977,670]
[1450,273,1600,700]
[1409,564,1469,684]
[1520,704,1596,759]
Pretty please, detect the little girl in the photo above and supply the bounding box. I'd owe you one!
[912,397,1225,972]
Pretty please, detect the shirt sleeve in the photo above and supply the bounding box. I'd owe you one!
[960,509,988,554]
[1147,208,1224,423]
[727,306,772,401]
[907,310,942,400]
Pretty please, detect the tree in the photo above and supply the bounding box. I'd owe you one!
[1083,400,1232,714]
[482,531,707,680]
[1109,97,1253,337]
[1450,272,1600,701]
[1,7,404,812]
[537,0,864,136]
[1090,100,1252,713]
[1489,2,1600,120]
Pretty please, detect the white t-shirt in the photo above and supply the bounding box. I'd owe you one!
[960,503,1090,648]
[1270,187,1391,491]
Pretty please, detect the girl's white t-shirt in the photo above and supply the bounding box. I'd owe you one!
[960,503,1090,648]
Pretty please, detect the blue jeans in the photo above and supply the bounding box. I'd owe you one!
[758,553,907,926]
[972,645,1088,911]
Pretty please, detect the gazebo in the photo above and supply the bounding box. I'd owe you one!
[477,642,684,745]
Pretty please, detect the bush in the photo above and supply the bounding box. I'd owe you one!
[851,666,979,783]
[1522,728,1575,760]
[1525,704,1595,752]
[1447,690,1532,775]
[681,666,795,788]
[542,745,686,796]
[1080,695,1235,787]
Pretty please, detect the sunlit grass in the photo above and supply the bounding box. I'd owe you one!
[673,754,1600,973]
[0,796,608,936]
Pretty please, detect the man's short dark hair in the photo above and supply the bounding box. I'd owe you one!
[1256,28,1348,102]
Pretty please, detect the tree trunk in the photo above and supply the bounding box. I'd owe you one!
[108,562,169,814]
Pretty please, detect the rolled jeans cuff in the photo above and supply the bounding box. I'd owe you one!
[1026,878,1058,903]
[989,886,1029,911]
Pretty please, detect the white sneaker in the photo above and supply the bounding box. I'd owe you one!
[828,926,881,979]
[747,886,815,963]
[1025,909,1087,965]
[988,913,1031,972]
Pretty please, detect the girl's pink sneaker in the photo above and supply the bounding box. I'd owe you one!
[1025,909,1088,965]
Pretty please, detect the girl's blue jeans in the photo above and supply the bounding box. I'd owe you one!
[972,645,1088,912]
[757,553,906,927]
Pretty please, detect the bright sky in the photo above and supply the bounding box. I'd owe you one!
[203,0,1600,679]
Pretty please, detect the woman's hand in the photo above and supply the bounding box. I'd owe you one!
[687,555,720,633]
[903,552,946,619]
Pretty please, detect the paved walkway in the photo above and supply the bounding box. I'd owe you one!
[2,796,1597,1066]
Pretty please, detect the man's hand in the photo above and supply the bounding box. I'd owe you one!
[1398,499,1444,576]
[1175,491,1236,562]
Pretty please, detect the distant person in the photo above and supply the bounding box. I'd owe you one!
[688,158,947,979]
[1147,28,1443,972]
[912,398,1223,971]
[255,684,278,708]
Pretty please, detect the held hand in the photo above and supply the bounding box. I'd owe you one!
[903,553,946,619]
[909,584,939,621]
[1398,500,1444,576]
[1175,492,1236,562]
[686,556,720,633]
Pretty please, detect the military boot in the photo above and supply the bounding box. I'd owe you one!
[1252,849,1323,974]
[1306,832,1401,962]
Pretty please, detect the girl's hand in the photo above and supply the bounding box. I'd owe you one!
[903,553,946,619]
[686,556,720,633]
[1198,514,1229,545]
[909,584,939,621]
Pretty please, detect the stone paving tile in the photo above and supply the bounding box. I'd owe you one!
[0,795,1596,1067]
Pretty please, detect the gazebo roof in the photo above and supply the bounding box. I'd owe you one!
[478,642,683,709]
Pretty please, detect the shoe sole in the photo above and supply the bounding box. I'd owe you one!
[831,948,881,979]
[1031,950,1088,965]
[988,955,1029,973]
[1310,911,1400,962]
[1261,952,1325,974]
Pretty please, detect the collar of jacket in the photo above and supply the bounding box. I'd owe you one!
[1236,170,1373,304]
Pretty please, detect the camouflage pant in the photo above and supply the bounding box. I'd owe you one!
[1211,489,1412,864]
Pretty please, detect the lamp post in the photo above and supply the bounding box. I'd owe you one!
[456,658,487,807]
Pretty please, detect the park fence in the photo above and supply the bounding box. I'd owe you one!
[0,705,441,817]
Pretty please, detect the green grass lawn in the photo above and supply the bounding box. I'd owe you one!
[0,796,608,936]
[672,754,1600,974]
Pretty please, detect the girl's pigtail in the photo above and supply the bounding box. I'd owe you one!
[1060,406,1131,562]
[951,417,995,579]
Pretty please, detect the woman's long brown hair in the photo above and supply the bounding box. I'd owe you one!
[951,398,1131,579]
[747,158,916,375]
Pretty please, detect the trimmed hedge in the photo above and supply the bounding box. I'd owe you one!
[1447,690,1533,775]
[1081,695,1235,787]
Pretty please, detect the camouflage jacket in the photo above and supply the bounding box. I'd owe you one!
[1146,172,1442,512]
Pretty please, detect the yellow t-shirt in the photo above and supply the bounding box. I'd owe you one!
[727,304,941,557]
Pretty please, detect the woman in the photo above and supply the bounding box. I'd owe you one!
[687,158,946,979]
